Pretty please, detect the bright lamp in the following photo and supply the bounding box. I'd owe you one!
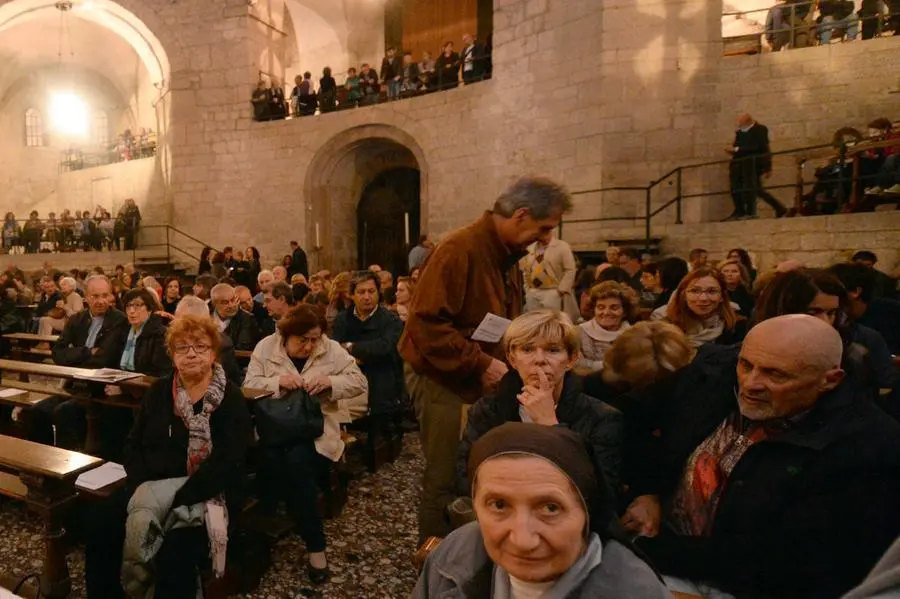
[50,92,88,137]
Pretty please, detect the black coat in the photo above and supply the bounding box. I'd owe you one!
[109,314,172,377]
[435,51,461,88]
[457,371,624,498]
[626,345,900,598]
[732,123,773,174]
[728,285,755,318]
[36,291,62,318]
[331,306,403,415]
[124,373,251,512]
[222,309,261,352]
[290,247,309,279]
[380,55,403,81]
[52,308,128,368]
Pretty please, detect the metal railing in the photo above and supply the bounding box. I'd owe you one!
[132,225,218,270]
[722,1,898,54]
[559,136,900,251]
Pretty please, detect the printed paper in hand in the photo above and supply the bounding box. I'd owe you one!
[75,462,127,491]
[471,313,512,343]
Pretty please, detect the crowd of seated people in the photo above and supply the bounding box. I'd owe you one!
[763,0,900,51]
[800,116,900,215]
[251,33,492,121]
[1,200,142,254]
[1,177,900,597]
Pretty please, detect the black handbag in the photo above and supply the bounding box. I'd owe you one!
[253,389,324,447]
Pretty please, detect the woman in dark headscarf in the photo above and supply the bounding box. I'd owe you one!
[414,422,669,598]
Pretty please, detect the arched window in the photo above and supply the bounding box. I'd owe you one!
[25,108,43,147]
[93,110,109,147]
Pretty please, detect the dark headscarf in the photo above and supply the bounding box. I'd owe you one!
[468,422,613,538]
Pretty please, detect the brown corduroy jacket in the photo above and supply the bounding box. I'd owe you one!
[398,212,524,401]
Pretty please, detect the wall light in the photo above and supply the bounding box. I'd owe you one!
[50,92,89,137]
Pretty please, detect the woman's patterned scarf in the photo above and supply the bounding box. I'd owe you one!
[172,363,229,577]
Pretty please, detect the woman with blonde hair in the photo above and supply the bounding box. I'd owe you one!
[325,272,353,332]
[392,275,416,322]
[577,281,638,373]
[457,309,624,498]
[718,258,753,316]
[655,268,746,348]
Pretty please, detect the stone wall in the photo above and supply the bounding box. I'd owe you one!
[1,0,898,274]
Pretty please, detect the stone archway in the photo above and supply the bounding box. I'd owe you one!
[305,124,429,271]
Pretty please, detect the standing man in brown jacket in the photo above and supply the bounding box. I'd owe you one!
[399,176,573,543]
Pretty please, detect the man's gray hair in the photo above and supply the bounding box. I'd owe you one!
[210,283,234,301]
[175,296,213,318]
[493,176,573,220]
[85,274,111,290]
[59,276,77,289]
[269,281,294,303]
[257,269,273,283]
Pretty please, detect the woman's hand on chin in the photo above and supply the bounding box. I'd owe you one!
[516,369,559,426]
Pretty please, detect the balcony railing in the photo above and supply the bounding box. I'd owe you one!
[722,1,898,55]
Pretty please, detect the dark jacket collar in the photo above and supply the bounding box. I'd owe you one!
[495,370,582,420]
[766,379,865,451]
[695,344,871,451]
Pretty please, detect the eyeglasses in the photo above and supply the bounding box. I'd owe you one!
[173,343,212,355]
[296,335,321,346]
[685,287,722,298]
[125,302,147,310]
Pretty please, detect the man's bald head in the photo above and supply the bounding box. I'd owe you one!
[737,315,844,421]
[175,296,213,319]
[747,314,843,371]
[737,113,754,128]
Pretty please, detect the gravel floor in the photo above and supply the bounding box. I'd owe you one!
[0,435,424,599]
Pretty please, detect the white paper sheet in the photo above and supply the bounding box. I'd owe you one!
[75,462,127,491]
[73,368,143,383]
[0,388,27,398]
[470,313,512,343]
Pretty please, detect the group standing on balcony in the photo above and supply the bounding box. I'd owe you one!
[250,33,492,121]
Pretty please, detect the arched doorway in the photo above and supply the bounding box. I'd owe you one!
[357,167,420,275]
[304,124,429,272]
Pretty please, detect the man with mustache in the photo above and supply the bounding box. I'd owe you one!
[620,314,900,599]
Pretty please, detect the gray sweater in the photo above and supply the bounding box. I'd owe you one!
[412,522,670,599]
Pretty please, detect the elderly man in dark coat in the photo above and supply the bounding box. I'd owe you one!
[621,315,900,599]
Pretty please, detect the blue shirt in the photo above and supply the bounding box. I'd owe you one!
[85,315,104,349]
[119,322,146,372]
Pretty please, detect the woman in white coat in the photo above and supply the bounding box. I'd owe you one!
[245,304,367,585]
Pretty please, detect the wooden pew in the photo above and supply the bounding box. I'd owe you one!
[3,333,60,344]
[0,435,103,599]
[0,359,358,518]
[2,333,59,364]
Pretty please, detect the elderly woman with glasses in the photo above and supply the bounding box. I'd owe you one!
[416,423,670,599]
[244,304,367,584]
[111,288,172,378]
[84,315,251,599]
[652,268,746,349]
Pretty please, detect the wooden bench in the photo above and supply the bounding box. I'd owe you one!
[0,360,273,455]
[0,435,103,599]
[2,333,59,344]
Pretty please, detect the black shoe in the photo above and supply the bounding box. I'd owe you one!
[775,209,788,218]
[722,212,745,222]
[308,563,330,584]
